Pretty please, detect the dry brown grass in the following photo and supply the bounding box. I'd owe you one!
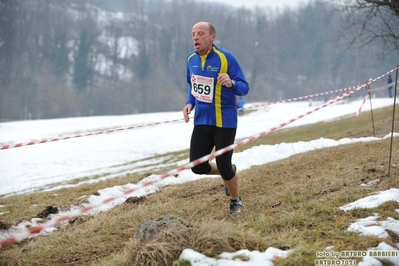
[0,104,398,265]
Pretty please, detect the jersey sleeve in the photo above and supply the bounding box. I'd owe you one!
[227,55,249,96]
[186,57,196,107]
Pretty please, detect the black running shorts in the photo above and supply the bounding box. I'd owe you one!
[189,125,237,181]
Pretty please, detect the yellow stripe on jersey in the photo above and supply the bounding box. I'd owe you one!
[213,48,228,127]
[200,51,209,70]
[187,53,196,62]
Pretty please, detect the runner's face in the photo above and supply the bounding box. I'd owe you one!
[192,23,215,55]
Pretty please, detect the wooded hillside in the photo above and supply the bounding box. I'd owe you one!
[0,0,397,120]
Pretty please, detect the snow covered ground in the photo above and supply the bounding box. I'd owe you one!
[0,97,399,265]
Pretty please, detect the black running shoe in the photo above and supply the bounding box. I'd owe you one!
[224,164,237,196]
[228,198,244,217]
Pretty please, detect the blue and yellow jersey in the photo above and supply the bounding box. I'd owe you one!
[186,45,249,128]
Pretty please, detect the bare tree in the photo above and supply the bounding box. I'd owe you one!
[336,0,399,57]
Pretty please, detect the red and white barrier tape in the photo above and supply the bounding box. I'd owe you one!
[248,66,398,111]
[0,83,363,249]
[0,117,185,150]
[356,91,371,117]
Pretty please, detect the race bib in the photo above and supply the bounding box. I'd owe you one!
[191,74,214,103]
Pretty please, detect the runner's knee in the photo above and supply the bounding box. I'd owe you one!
[191,163,211,175]
[219,164,235,181]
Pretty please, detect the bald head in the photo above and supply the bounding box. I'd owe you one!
[191,22,217,55]
[193,22,216,35]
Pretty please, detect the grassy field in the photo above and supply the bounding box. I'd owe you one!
[0,104,398,265]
